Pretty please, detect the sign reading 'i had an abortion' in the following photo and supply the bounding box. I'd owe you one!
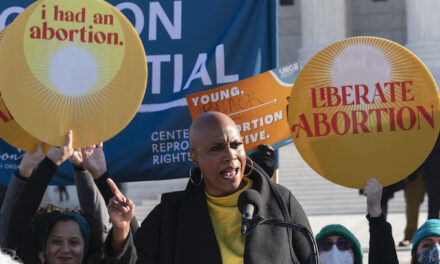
[0,0,147,148]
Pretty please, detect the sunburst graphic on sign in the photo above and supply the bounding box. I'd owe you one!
[289,37,440,188]
[25,39,120,122]
[0,0,147,147]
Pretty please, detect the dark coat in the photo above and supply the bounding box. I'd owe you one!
[367,213,398,264]
[106,161,313,264]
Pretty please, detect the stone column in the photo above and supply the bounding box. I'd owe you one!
[406,0,440,85]
[298,0,346,67]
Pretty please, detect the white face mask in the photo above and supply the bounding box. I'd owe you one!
[320,244,354,264]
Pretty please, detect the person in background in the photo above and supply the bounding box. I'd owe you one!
[411,219,440,264]
[399,169,426,247]
[420,132,440,220]
[57,185,70,202]
[5,131,106,263]
[316,225,363,264]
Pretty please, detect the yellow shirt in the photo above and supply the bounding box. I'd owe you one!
[205,178,253,264]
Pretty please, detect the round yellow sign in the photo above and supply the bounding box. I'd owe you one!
[0,0,147,147]
[0,26,51,153]
[288,37,440,188]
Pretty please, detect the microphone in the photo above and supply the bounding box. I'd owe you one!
[238,189,263,235]
[238,189,319,264]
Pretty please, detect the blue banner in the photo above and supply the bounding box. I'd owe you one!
[0,0,278,184]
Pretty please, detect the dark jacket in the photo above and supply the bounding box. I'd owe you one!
[105,161,313,264]
[368,213,398,264]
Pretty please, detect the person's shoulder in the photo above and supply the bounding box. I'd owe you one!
[160,190,186,204]
[270,181,294,199]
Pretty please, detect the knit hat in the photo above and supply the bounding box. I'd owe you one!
[412,219,440,255]
[316,224,363,264]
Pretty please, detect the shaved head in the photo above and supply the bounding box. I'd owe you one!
[189,112,239,150]
[188,111,246,196]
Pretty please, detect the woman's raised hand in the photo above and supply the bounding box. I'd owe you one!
[81,143,107,179]
[19,142,45,177]
[47,131,75,166]
[107,178,135,253]
[364,178,383,217]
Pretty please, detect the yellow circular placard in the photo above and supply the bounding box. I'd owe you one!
[0,0,147,147]
[0,26,51,153]
[288,37,440,188]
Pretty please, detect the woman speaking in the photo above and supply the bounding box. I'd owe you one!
[105,111,313,264]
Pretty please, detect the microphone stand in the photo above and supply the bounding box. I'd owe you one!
[243,216,319,264]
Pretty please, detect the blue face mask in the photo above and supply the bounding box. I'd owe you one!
[417,244,440,264]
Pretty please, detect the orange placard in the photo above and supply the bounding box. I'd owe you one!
[186,62,300,152]
[288,37,440,188]
[0,0,147,147]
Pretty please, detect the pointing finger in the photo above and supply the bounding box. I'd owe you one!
[107,178,121,197]
[64,130,73,148]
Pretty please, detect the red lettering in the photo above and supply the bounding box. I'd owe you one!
[291,114,313,138]
[69,29,79,41]
[326,87,341,107]
[352,110,369,133]
[401,81,415,102]
[417,105,434,129]
[0,110,10,123]
[371,82,387,104]
[369,108,388,132]
[397,106,416,130]
[311,88,325,108]
[313,113,330,136]
[341,85,354,106]
[331,111,350,135]
[355,84,370,105]
[94,31,105,44]
[42,21,54,40]
[30,26,41,39]
[54,5,63,21]
[55,28,68,41]
[385,82,398,102]
[389,108,396,131]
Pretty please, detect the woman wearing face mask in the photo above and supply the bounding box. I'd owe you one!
[316,225,363,264]
[362,178,440,264]
[411,219,440,264]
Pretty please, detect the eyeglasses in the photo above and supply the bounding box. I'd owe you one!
[317,238,354,251]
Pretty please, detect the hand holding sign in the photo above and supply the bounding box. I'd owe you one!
[364,178,383,218]
[18,142,45,177]
[80,143,107,179]
[46,130,74,166]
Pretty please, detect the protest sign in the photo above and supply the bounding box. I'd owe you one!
[0,26,51,153]
[0,0,147,147]
[186,62,299,152]
[288,37,440,188]
[0,1,277,184]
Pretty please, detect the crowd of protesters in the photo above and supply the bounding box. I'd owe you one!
[0,112,438,263]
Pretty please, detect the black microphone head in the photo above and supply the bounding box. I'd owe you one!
[238,189,263,215]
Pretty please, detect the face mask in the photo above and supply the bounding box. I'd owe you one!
[320,244,354,264]
[417,244,440,264]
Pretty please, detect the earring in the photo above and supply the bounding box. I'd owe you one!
[189,166,203,185]
[244,158,254,177]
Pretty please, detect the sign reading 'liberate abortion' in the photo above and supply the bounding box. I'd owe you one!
[289,37,440,189]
